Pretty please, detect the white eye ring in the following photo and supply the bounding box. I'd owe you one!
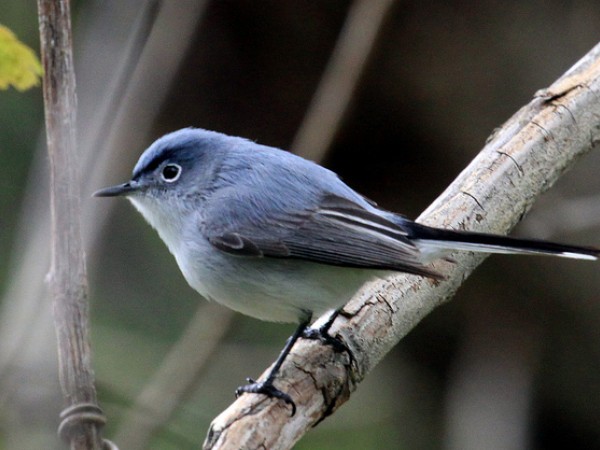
[161,163,182,182]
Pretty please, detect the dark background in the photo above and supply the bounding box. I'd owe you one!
[1,1,600,449]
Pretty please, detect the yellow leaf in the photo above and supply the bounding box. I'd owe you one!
[0,24,43,91]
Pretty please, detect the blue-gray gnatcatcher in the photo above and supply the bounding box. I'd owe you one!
[95,128,599,414]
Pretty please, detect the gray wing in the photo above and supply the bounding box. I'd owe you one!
[204,193,443,280]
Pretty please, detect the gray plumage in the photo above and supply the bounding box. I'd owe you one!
[95,128,599,324]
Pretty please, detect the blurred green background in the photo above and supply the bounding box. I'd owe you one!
[1,1,600,449]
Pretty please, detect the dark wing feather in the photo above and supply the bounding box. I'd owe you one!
[204,193,442,280]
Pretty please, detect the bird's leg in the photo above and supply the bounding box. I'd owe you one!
[301,309,355,364]
[235,315,311,416]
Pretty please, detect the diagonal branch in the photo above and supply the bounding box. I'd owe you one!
[203,42,600,450]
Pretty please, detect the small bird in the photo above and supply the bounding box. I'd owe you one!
[95,128,599,414]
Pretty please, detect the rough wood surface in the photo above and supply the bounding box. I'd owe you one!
[38,1,105,448]
[203,42,600,450]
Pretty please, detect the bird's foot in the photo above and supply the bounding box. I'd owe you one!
[301,318,355,366]
[235,377,297,416]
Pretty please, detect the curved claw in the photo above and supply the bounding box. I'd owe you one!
[235,379,297,416]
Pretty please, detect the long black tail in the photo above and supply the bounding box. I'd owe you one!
[407,223,600,261]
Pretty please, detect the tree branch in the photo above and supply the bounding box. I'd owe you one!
[203,42,600,450]
[37,1,108,448]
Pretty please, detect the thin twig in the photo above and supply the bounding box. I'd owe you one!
[113,303,234,450]
[94,0,213,446]
[291,0,397,160]
[0,0,209,445]
[37,0,106,448]
[203,41,600,450]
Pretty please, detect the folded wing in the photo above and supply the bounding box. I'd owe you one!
[205,193,443,279]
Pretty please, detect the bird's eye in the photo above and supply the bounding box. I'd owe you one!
[161,163,181,182]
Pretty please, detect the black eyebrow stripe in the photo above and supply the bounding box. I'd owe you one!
[132,147,178,178]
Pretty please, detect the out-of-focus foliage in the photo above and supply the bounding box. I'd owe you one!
[0,24,42,91]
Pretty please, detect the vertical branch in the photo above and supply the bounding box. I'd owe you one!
[37,1,106,448]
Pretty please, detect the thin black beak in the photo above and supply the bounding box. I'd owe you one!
[93,181,138,197]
